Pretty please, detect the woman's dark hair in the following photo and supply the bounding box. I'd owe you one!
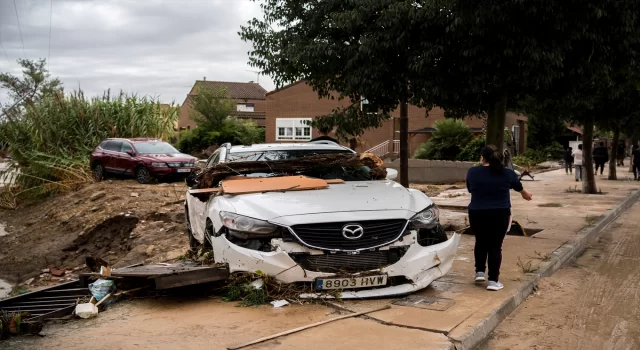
[481,145,504,174]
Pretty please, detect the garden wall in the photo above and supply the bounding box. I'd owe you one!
[385,159,476,184]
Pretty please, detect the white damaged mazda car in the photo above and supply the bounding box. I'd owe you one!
[185,142,460,298]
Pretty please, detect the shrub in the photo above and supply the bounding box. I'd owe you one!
[457,135,486,162]
[176,118,265,157]
[0,91,178,202]
[414,119,473,160]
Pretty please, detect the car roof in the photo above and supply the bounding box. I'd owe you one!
[104,138,164,143]
[228,142,354,153]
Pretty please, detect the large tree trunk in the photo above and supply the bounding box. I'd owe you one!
[399,102,409,187]
[608,128,620,180]
[582,115,597,194]
[486,95,508,152]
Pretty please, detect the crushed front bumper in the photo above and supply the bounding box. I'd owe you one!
[212,232,461,299]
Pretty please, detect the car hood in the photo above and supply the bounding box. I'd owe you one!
[138,153,197,162]
[222,180,432,221]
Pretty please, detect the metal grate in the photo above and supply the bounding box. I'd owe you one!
[291,249,405,273]
[289,219,408,251]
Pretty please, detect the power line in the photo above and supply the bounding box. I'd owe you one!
[47,0,53,69]
[0,31,10,64]
[13,0,25,58]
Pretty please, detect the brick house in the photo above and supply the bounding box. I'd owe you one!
[265,81,528,156]
[178,80,267,130]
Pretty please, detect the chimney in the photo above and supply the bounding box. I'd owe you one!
[249,80,254,83]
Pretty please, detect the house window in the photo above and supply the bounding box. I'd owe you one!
[361,98,378,115]
[237,103,255,112]
[512,125,520,154]
[275,118,312,141]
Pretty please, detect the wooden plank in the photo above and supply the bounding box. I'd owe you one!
[28,295,89,301]
[154,267,230,290]
[324,179,345,184]
[1,305,75,312]
[188,187,221,195]
[13,299,80,305]
[221,175,328,195]
[110,265,214,278]
[32,305,76,322]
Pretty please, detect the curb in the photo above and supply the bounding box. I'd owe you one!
[450,189,640,350]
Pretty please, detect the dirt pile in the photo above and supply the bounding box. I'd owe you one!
[0,179,190,289]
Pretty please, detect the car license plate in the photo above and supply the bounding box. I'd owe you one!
[315,275,388,290]
[177,168,191,173]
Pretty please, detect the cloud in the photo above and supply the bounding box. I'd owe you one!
[0,0,274,104]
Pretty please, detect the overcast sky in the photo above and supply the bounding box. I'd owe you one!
[0,0,275,105]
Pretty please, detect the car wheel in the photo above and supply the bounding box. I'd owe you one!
[185,207,199,252]
[92,162,105,181]
[135,166,152,184]
[205,220,215,249]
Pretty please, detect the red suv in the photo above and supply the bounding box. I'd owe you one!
[90,138,198,184]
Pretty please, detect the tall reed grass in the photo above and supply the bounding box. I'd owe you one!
[0,90,178,206]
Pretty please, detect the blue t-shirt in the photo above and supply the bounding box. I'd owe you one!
[466,166,523,210]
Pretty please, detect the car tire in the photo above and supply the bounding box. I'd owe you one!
[185,207,199,252]
[205,220,215,249]
[135,166,152,184]
[92,162,105,181]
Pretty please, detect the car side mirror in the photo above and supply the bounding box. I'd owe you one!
[126,150,136,156]
[386,168,398,181]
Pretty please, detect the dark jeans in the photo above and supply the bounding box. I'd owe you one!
[634,164,640,180]
[595,162,606,174]
[469,208,511,282]
[564,161,573,173]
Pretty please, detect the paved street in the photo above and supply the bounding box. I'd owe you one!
[484,200,640,349]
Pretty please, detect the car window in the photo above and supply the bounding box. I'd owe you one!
[226,149,352,162]
[133,142,179,154]
[99,141,109,149]
[225,149,370,181]
[105,141,123,152]
[121,143,134,154]
[206,151,220,167]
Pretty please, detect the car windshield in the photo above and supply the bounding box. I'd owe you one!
[226,149,372,181]
[134,142,179,155]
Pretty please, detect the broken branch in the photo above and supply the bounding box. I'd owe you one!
[227,305,391,350]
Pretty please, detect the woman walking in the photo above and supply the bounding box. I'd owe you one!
[466,145,533,291]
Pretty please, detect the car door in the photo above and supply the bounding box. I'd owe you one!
[102,141,123,173]
[189,150,221,240]
[119,142,136,175]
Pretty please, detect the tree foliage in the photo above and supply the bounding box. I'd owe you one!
[414,119,473,161]
[177,85,264,156]
[0,58,62,121]
[526,112,567,150]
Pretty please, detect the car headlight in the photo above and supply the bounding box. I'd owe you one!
[220,212,278,236]
[151,162,168,167]
[409,205,439,229]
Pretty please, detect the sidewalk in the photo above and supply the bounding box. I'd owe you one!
[328,165,640,349]
[4,166,638,350]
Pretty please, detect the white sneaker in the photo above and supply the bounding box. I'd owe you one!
[475,272,486,282]
[487,281,504,291]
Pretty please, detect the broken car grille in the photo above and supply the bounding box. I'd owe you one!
[289,219,408,251]
[291,250,405,273]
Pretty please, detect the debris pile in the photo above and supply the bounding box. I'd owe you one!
[190,152,387,189]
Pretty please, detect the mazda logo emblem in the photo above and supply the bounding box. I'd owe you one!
[342,224,364,240]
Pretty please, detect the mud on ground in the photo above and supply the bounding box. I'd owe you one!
[0,179,190,289]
